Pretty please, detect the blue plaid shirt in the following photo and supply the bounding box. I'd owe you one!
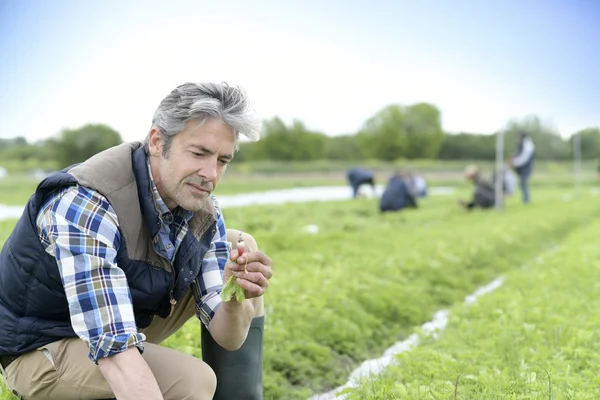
[36,167,229,363]
[146,160,195,262]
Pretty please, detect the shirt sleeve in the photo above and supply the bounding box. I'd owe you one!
[37,185,146,363]
[512,139,535,167]
[192,198,230,328]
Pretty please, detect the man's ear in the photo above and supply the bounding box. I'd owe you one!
[147,127,163,156]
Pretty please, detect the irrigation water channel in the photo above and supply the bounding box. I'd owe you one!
[0,184,456,221]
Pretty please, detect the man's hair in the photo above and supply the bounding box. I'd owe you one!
[464,164,478,178]
[146,82,261,154]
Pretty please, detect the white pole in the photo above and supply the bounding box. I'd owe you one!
[495,130,504,211]
[573,132,582,197]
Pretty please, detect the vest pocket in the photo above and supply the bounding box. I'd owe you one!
[147,259,163,271]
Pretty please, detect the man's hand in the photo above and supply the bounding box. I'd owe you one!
[210,249,272,350]
[224,249,273,299]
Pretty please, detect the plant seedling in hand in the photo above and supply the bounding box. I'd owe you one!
[221,232,247,303]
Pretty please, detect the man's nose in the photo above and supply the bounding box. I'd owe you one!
[199,159,218,182]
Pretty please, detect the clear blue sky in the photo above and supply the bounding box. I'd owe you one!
[0,0,598,142]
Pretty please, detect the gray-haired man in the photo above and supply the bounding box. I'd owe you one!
[0,82,271,400]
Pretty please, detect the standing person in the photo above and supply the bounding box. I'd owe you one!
[458,165,496,210]
[347,167,376,198]
[509,132,535,204]
[0,82,273,400]
[379,172,418,212]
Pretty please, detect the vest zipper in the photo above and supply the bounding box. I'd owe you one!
[155,249,178,318]
[164,222,217,318]
[169,290,177,317]
[168,261,178,318]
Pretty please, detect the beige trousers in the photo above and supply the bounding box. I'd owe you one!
[2,229,263,400]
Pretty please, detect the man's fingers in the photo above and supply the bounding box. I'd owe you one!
[229,248,242,261]
[234,271,269,289]
[235,278,265,298]
[236,251,272,267]
[229,261,273,279]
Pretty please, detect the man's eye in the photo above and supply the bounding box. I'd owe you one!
[219,159,230,166]
[191,152,203,157]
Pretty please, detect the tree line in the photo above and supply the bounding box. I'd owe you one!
[237,106,599,163]
[1,103,599,172]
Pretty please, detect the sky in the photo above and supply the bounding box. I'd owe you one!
[0,0,598,142]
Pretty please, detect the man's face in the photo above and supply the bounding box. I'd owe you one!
[148,118,235,211]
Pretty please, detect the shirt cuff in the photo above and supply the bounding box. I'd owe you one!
[196,290,223,328]
[88,332,146,364]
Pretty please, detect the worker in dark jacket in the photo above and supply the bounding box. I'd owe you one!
[379,173,418,212]
[347,167,376,198]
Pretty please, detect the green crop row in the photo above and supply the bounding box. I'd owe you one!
[163,191,600,399]
[343,215,600,399]
[2,190,599,400]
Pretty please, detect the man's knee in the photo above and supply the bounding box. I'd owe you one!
[164,359,217,400]
[192,362,217,400]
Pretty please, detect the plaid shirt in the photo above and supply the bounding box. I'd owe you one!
[36,169,229,363]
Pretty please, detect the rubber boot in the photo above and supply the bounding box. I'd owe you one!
[202,315,264,400]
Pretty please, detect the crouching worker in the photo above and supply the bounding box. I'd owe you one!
[379,172,418,213]
[347,167,376,198]
[0,82,272,400]
[458,165,496,210]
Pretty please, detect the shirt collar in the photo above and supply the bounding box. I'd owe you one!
[146,158,194,224]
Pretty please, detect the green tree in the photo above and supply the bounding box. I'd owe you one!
[357,105,409,161]
[241,117,327,161]
[404,103,444,159]
[568,127,600,159]
[51,124,123,168]
[357,103,445,161]
[438,132,497,160]
[324,134,363,160]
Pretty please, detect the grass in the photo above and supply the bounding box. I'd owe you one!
[343,217,600,399]
[0,176,37,205]
[159,188,600,399]
[2,176,600,399]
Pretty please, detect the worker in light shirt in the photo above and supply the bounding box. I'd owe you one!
[509,132,535,204]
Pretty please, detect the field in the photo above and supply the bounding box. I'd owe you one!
[342,216,600,399]
[1,164,599,400]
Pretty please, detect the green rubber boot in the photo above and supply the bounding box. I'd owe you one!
[202,316,264,400]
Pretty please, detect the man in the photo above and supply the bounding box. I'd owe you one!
[458,165,495,210]
[379,172,418,213]
[509,132,535,204]
[346,167,376,198]
[0,82,272,400]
